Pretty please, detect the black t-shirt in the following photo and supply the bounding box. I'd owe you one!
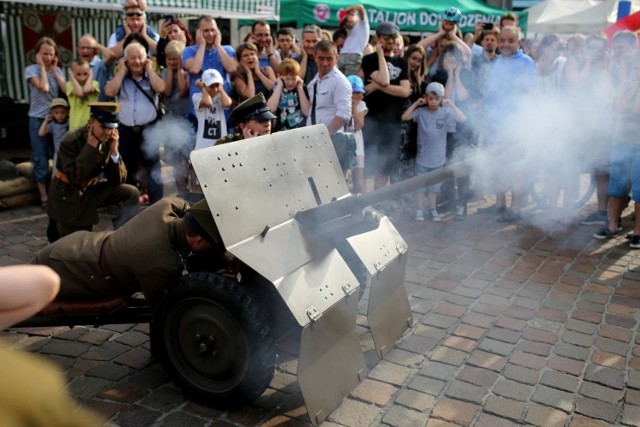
[361,53,409,120]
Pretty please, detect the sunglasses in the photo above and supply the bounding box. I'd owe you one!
[126,12,144,17]
[380,34,396,41]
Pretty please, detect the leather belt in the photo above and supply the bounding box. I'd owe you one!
[55,169,98,189]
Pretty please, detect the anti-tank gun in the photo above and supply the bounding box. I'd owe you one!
[169,124,475,424]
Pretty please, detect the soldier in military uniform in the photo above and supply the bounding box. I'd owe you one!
[216,93,276,145]
[47,102,140,238]
[32,196,220,303]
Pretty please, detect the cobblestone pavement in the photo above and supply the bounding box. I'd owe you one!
[3,192,640,427]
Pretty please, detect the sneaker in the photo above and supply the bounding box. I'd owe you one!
[630,235,640,249]
[430,209,442,222]
[453,206,466,222]
[580,210,607,225]
[477,204,499,214]
[497,210,521,223]
[593,226,619,240]
[414,208,425,222]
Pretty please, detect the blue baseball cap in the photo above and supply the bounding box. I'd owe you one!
[347,75,365,93]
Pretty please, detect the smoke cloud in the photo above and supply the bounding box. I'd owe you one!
[142,115,195,186]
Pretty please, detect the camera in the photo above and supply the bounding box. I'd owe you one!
[164,14,174,24]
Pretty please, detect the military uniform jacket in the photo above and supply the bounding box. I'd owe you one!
[216,132,244,145]
[48,126,128,226]
[34,197,191,302]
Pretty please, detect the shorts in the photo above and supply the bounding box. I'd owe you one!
[415,163,443,194]
[608,143,640,202]
[363,118,401,177]
[331,132,357,171]
[338,53,363,77]
[354,132,365,169]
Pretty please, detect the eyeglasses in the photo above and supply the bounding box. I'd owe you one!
[126,12,144,17]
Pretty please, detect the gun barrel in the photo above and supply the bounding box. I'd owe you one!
[359,159,474,207]
[296,158,475,228]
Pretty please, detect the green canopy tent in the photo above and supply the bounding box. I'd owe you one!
[245,0,526,33]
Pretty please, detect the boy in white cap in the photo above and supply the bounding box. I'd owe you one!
[401,82,466,222]
[193,68,232,150]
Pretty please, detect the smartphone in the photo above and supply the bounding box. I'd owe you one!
[164,14,174,24]
[484,22,494,30]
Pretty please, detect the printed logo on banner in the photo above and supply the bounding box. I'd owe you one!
[23,8,73,67]
[313,4,331,23]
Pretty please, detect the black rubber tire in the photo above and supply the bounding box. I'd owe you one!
[150,272,276,408]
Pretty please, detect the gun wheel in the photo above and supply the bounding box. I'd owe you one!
[151,272,276,407]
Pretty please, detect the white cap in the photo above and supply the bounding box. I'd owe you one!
[202,69,223,86]
[425,82,445,97]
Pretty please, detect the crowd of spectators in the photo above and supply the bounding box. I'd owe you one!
[23,1,640,247]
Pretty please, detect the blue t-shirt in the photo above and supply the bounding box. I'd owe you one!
[182,44,236,115]
[412,106,456,169]
[484,51,536,113]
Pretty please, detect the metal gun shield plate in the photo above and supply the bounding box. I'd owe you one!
[297,292,366,426]
[347,212,412,357]
[190,125,359,327]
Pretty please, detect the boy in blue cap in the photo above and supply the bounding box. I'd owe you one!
[346,75,368,194]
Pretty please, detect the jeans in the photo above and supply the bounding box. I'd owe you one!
[28,116,51,183]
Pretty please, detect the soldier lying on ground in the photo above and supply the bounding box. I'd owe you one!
[33,196,220,303]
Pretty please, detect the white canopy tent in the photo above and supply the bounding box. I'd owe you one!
[526,0,640,33]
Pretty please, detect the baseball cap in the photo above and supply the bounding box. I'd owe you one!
[230,93,277,123]
[50,98,69,109]
[376,22,400,36]
[202,69,223,87]
[89,102,120,128]
[347,75,365,93]
[425,82,445,97]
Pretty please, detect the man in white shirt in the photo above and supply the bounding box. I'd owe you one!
[307,40,353,171]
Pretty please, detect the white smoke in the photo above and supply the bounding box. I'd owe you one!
[142,115,195,185]
[453,55,612,233]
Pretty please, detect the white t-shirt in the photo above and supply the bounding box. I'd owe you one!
[346,100,368,157]
[192,92,227,150]
[341,15,370,55]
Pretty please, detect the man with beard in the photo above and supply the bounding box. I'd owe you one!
[360,21,410,190]
[251,20,282,69]
[471,27,500,99]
